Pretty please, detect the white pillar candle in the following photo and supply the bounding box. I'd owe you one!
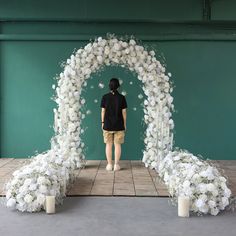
[45,196,56,214]
[178,196,190,217]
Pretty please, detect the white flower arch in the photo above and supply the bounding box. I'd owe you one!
[51,35,174,170]
[3,35,232,216]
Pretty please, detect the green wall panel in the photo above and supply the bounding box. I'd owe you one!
[0,41,84,157]
[1,40,236,160]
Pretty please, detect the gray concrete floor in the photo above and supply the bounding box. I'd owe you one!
[0,197,235,236]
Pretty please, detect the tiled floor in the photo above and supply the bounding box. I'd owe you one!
[0,159,236,197]
[67,160,169,196]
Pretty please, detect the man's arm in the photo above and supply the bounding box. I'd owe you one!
[122,108,127,130]
[101,108,105,129]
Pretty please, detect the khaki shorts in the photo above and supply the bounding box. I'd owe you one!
[103,130,125,144]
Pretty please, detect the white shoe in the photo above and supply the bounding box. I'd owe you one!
[114,163,121,171]
[106,164,113,171]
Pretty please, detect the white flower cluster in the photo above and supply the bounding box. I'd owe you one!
[53,35,174,168]
[158,150,232,216]
[4,150,77,212]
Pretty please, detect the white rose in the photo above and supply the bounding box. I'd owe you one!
[104,46,110,55]
[198,183,207,193]
[29,184,37,191]
[195,198,205,208]
[206,183,216,192]
[97,55,103,63]
[24,178,32,186]
[37,194,46,205]
[121,41,128,48]
[208,200,216,208]
[37,176,46,185]
[212,189,219,197]
[199,204,209,213]
[199,170,208,178]
[6,198,16,208]
[199,194,208,202]
[224,188,231,198]
[129,39,136,46]
[210,207,219,215]
[24,194,33,203]
[12,170,20,177]
[151,161,157,168]
[113,43,121,51]
[39,185,48,194]
[219,176,227,182]
[221,196,229,207]
[124,48,130,54]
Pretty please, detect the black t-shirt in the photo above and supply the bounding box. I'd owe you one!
[100,91,127,131]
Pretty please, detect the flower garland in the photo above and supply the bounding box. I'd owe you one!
[157,149,232,216]
[51,34,174,169]
[4,150,78,211]
[2,34,233,215]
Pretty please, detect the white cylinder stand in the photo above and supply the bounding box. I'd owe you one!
[178,196,190,217]
[45,196,56,214]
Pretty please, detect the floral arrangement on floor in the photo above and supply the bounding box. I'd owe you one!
[157,149,233,216]
[3,150,79,212]
[2,34,233,215]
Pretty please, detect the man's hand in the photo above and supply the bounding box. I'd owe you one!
[101,108,105,130]
[122,108,127,131]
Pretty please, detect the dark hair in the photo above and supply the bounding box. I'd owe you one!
[109,78,120,92]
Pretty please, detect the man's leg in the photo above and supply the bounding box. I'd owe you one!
[106,142,113,165]
[114,143,121,164]
[114,131,124,164]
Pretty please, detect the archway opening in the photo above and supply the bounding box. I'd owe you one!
[80,64,147,161]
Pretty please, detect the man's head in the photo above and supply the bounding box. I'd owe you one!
[109,78,120,92]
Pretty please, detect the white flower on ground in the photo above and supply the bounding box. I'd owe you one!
[6,198,16,208]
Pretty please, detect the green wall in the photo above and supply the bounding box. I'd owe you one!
[1,0,236,160]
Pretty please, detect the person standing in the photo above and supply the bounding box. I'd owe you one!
[100,78,127,171]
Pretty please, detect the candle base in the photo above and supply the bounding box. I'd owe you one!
[178,196,190,217]
[45,196,56,214]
